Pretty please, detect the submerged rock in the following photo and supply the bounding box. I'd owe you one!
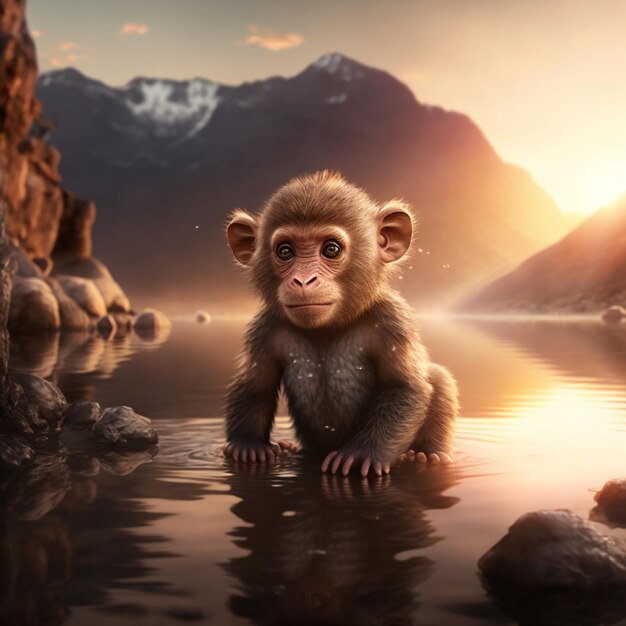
[593,479,626,525]
[97,447,157,476]
[91,406,158,447]
[479,509,626,625]
[602,305,626,323]
[0,436,35,469]
[64,400,101,430]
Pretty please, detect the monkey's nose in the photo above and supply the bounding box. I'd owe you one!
[292,274,318,288]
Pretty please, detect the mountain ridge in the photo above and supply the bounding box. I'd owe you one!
[36,53,573,311]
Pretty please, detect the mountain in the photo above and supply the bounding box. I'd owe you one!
[36,53,574,311]
[460,196,626,313]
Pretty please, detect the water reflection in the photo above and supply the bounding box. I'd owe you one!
[221,458,459,626]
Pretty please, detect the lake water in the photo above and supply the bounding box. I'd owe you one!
[3,317,626,626]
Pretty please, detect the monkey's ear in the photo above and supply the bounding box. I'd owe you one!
[377,201,414,263]
[226,210,258,266]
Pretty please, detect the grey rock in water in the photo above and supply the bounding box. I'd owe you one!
[593,479,626,525]
[0,436,35,469]
[11,373,67,437]
[479,509,626,589]
[602,305,626,324]
[479,509,626,626]
[91,405,158,447]
[64,400,101,430]
[134,308,171,331]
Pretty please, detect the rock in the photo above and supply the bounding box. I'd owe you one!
[196,310,211,324]
[134,308,171,341]
[602,305,626,324]
[593,479,626,525]
[64,400,101,430]
[479,509,626,589]
[97,314,117,339]
[91,406,158,447]
[479,510,626,626]
[8,240,43,277]
[8,277,61,332]
[0,435,35,469]
[56,274,107,317]
[10,373,67,438]
[45,275,93,330]
[52,255,131,312]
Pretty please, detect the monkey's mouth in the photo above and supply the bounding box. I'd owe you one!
[285,302,334,310]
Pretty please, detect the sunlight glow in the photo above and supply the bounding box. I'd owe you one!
[574,159,626,214]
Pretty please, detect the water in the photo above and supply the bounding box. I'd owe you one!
[3,317,626,626]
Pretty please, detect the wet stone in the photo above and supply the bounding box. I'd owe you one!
[91,406,158,447]
[64,400,101,430]
[478,509,626,625]
[593,479,626,525]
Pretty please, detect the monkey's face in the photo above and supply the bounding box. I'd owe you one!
[226,174,415,329]
[269,225,349,328]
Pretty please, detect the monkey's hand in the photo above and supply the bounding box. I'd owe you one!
[321,446,391,477]
[406,450,454,465]
[224,438,299,464]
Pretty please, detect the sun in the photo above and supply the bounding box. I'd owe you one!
[575,159,626,214]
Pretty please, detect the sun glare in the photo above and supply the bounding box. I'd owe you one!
[574,159,626,214]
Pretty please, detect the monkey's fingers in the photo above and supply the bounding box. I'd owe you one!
[373,461,383,477]
[383,463,391,474]
[321,451,338,473]
[331,451,347,474]
[341,455,356,476]
[416,452,428,463]
[360,458,372,477]
[436,452,454,464]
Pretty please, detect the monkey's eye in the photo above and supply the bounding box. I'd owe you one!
[276,242,295,261]
[322,240,342,259]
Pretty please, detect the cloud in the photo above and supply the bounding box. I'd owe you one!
[243,24,303,51]
[59,41,78,51]
[31,29,43,39]
[120,23,149,36]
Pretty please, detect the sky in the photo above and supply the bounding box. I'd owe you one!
[27,0,626,215]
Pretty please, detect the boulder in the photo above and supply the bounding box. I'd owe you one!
[593,479,626,525]
[96,314,117,339]
[134,308,171,341]
[64,400,101,430]
[8,277,60,332]
[478,509,626,625]
[56,274,107,317]
[52,255,131,312]
[10,373,67,437]
[479,509,626,589]
[91,406,158,447]
[9,241,43,278]
[602,305,626,324]
[45,276,93,330]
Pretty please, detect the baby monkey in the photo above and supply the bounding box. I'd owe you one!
[225,171,458,476]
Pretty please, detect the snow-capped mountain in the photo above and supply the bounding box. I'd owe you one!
[36,54,573,309]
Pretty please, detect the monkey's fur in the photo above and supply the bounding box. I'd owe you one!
[225,171,458,476]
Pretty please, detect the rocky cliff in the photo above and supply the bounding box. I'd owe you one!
[0,0,130,337]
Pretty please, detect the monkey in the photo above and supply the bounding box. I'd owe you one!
[224,171,458,477]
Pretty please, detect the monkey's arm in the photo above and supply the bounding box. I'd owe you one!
[225,313,293,463]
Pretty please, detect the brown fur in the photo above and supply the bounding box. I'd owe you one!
[225,171,458,475]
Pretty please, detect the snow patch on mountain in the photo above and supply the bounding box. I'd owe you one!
[125,79,220,137]
[312,53,366,82]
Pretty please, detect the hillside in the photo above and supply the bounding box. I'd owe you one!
[460,197,626,313]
